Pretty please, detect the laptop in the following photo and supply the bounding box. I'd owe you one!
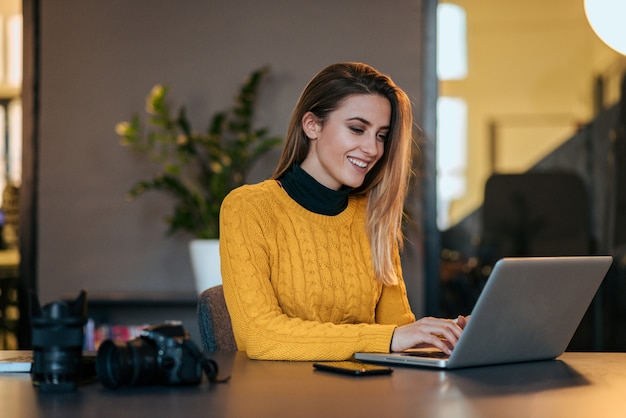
[355,256,613,369]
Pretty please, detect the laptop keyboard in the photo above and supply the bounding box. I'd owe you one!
[402,351,450,359]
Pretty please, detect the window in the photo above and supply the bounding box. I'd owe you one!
[437,3,468,229]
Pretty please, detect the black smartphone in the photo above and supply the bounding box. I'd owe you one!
[312,361,393,376]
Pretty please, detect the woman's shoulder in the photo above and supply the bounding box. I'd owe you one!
[223,180,282,209]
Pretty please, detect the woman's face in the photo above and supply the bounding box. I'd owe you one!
[300,94,390,190]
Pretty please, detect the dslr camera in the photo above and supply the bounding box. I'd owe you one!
[96,322,223,389]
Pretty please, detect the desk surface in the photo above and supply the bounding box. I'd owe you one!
[2,351,626,418]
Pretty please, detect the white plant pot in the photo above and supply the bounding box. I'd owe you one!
[189,239,222,294]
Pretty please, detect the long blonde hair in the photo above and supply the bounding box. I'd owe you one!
[272,63,414,285]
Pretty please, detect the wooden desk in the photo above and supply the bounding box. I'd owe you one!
[2,351,626,417]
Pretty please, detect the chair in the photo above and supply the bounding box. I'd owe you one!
[197,285,237,351]
[478,172,592,267]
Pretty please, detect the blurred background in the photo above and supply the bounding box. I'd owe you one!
[0,0,624,352]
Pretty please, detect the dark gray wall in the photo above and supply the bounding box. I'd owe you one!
[36,0,431,317]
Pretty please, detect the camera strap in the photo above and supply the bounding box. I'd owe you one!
[182,339,231,384]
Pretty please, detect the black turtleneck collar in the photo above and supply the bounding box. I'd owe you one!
[278,164,352,216]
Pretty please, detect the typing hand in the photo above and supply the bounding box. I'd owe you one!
[455,314,470,329]
[391,316,465,355]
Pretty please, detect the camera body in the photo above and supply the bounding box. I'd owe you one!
[96,322,203,389]
[140,322,202,385]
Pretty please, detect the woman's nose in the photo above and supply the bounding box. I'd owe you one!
[360,133,379,156]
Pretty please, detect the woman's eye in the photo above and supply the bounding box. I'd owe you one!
[350,126,364,134]
[377,132,389,142]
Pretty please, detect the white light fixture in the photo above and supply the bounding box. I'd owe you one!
[584,0,626,55]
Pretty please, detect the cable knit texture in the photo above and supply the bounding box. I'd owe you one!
[220,180,416,360]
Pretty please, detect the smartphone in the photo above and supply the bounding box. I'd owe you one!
[313,361,393,376]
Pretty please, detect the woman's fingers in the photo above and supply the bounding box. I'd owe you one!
[456,315,470,329]
[391,317,465,353]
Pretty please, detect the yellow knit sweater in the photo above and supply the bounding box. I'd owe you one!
[219,180,416,360]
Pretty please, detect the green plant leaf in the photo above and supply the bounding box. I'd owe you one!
[117,67,282,239]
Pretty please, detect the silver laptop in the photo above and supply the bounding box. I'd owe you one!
[355,256,613,369]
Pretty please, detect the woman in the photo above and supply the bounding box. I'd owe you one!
[220,62,468,361]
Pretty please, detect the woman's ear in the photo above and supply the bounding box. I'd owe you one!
[302,112,321,140]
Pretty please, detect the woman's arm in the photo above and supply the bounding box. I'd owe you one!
[378,246,468,354]
[375,248,416,326]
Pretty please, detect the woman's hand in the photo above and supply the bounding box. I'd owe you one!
[390,315,470,354]
[455,314,470,329]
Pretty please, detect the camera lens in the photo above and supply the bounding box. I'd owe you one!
[32,346,84,392]
[96,338,159,389]
[30,291,88,393]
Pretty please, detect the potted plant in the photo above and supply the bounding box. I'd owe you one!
[115,67,282,293]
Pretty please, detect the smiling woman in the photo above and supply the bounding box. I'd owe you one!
[299,94,390,190]
[216,62,468,361]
